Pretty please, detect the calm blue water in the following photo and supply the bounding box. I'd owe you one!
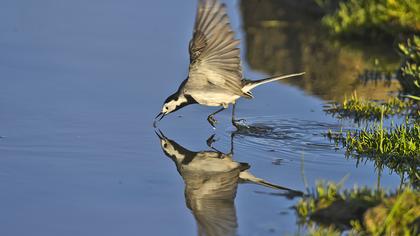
[0,0,401,235]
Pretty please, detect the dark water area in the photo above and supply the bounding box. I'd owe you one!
[0,0,404,235]
[241,0,401,102]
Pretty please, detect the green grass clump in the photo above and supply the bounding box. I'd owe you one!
[364,189,420,235]
[325,91,415,121]
[295,181,420,235]
[344,120,419,161]
[398,35,420,99]
[327,116,420,186]
[297,181,384,223]
[318,0,420,37]
[304,225,342,236]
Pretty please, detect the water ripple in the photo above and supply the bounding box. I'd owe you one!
[226,117,347,165]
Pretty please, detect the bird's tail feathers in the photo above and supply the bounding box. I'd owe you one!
[242,72,305,93]
[239,170,302,194]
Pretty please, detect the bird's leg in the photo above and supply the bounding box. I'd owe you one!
[228,132,235,155]
[207,107,225,128]
[232,103,239,129]
[231,103,245,128]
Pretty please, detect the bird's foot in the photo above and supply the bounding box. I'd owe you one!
[207,115,218,128]
[206,134,217,148]
[232,119,248,129]
[234,119,246,123]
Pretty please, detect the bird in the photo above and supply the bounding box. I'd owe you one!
[154,0,304,128]
[155,129,303,236]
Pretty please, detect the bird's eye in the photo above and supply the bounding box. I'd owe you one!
[165,106,168,110]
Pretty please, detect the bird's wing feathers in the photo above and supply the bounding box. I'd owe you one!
[187,0,249,97]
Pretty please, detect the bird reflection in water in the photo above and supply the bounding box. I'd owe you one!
[155,130,303,236]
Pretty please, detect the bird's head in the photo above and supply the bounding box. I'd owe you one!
[155,93,185,121]
[155,129,174,155]
[155,92,196,122]
[154,129,194,164]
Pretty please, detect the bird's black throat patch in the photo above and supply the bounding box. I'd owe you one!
[173,94,197,113]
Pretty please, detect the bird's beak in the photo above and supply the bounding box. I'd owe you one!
[153,112,166,128]
[155,112,165,121]
[154,129,166,140]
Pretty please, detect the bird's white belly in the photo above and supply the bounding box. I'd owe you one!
[182,157,240,173]
[190,91,240,107]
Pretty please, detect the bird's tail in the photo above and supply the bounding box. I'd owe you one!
[242,72,305,93]
[239,170,303,195]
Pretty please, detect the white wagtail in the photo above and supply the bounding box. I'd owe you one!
[155,0,304,127]
[155,129,303,194]
[155,130,303,235]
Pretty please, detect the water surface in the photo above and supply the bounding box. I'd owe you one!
[0,0,403,235]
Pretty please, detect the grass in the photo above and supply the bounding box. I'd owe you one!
[295,181,420,235]
[324,36,420,186]
[325,91,417,121]
[364,189,420,235]
[398,35,420,98]
[342,119,419,160]
[326,115,420,186]
[316,0,420,38]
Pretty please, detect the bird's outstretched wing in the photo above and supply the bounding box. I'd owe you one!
[186,0,250,98]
